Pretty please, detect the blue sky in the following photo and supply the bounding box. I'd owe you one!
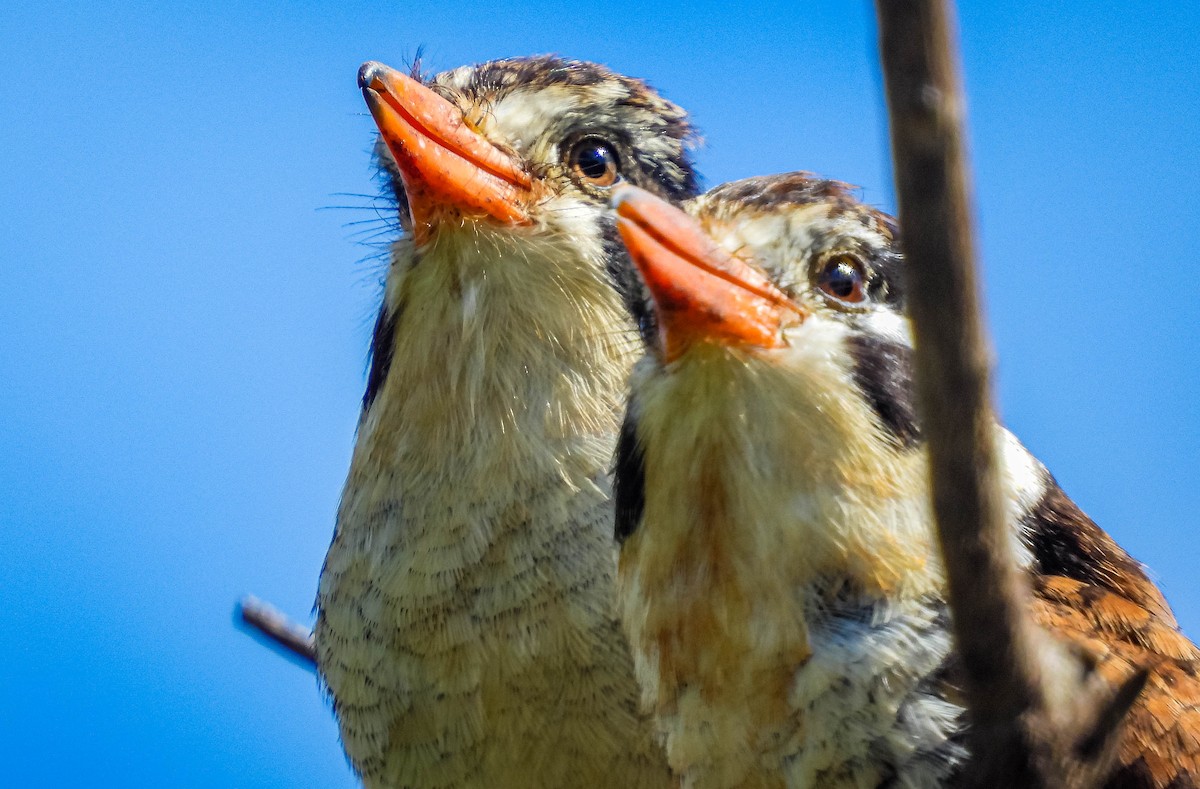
[1,2,1197,786]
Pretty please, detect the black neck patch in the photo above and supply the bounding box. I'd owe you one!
[846,333,922,450]
[600,217,658,351]
[363,303,400,412]
[613,402,646,543]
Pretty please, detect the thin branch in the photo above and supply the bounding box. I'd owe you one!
[236,595,317,669]
[874,1,1136,785]
[875,0,1043,750]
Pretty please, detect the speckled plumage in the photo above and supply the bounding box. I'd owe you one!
[315,56,697,788]
[614,174,1200,789]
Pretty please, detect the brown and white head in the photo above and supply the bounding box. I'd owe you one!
[356,56,699,425]
[609,174,1200,789]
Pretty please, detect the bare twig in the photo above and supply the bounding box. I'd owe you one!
[236,595,317,669]
[874,1,1137,785]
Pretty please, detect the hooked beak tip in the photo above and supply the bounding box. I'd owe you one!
[358,60,534,232]
[358,61,383,91]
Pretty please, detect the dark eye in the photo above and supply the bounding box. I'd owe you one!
[817,255,868,304]
[567,138,620,187]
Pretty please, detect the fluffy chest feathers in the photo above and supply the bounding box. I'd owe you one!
[317,228,671,788]
[616,341,1114,788]
[343,229,633,608]
[371,229,631,451]
[625,334,942,607]
[619,340,959,789]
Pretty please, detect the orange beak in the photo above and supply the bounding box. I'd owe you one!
[358,61,535,243]
[612,183,806,362]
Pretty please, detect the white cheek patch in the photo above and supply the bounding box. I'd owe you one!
[860,309,912,348]
[781,312,853,367]
[537,193,607,247]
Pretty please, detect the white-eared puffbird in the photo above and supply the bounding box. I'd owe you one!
[609,174,1200,789]
[315,57,697,788]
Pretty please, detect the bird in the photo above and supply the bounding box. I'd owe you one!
[608,174,1200,789]
[314,56,698,789]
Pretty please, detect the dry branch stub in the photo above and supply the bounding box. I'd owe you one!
[237,595,317,668]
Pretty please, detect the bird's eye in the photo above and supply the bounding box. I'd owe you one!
[817,255,868,304]
[567,138,620,187]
